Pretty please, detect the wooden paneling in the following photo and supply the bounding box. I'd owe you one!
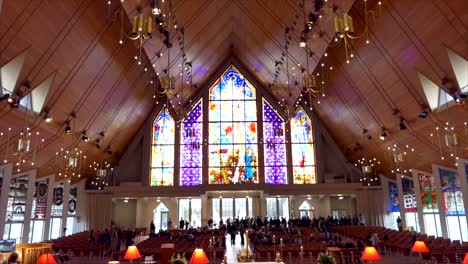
[0,0,466,181]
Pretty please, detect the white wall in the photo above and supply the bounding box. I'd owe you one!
[74,180,88,233]
[112,199,137,229]
[330,196,356,216]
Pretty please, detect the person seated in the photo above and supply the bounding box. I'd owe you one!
[344,241,355,248]
[7,252,20,264]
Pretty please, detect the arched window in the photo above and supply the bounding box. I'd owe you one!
[180,101,203,186]
[208,66,258,184]
[263,99,287,184]
[151,109,175,186]
[150,65,318,186]
[290,107,316,184]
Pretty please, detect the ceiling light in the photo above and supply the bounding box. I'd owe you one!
[6,94,19,108]
[379,128,386,141]
[399,118,407,130]
[64,122,72,134]
[299,38,306,48]
[44,113,53,123]
[81,131,89,142]
[418,110,428,118]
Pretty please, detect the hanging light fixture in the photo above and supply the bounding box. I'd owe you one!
[333,0,373,63]
[155,0,177,104]
[129,10,153,65]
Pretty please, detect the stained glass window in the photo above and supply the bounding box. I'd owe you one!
[180,100,203,186]
[290,108,316,184]
[151,109,175,186]
[208,66,258,184]
[263,99,287,184]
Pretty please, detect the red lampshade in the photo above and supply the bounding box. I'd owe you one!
[361,246,382,261]
[411,241,429,253]
[123,246,141,260]
[189,248,209,264]
[463,253,468,264]
[37,253,58,264]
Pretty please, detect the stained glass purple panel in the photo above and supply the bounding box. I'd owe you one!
[180,101,203,186]
[263,99,287,184]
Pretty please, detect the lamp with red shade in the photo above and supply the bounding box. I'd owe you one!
[361,246,381,263]
[37,253,57,264]
[463,253,467,264]
[124,245,141,264]
[411,240,429,264]
[189,248,209,264]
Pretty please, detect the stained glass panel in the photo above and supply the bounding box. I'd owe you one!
[388,181,399,212]
[209,66,258,184]
[180,101,203,186]
[151,109,175,186]
[290,108,316,184]
[263,99,287,184]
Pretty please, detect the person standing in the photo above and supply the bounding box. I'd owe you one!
[396,216,403,231]
[180,218,185,230]
[150,220,156,235]
[239,224,245,245]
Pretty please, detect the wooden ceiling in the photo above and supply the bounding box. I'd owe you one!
[0,0,466,181]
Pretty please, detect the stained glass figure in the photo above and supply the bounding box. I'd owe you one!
[151,109,175,186]
[290,107,316,184]
[208,66,258,184]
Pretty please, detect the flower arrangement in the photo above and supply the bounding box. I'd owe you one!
[317,251,336,264]
[237,248,255,262]
[171,253,188,264]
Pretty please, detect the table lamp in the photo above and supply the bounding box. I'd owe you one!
[361,246,381,263]
[189,248,209,264]
[463,253,467,264]
[37,253,58,264]
[411,240,429,264]
[123,245,141,264]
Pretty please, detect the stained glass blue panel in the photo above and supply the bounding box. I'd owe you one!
[290,108,316,184]
[263,99,287,184]
[180,101,203,186]
[151,109,175,186]
[209,66,258,184]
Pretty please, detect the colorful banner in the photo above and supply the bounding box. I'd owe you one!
[33,179,48,219]
[417,172,438,212]
[388,181,400,212]
[68,186,77,215]
[51,183,64,217]
[439,168,465,215]
[402,177,417,212]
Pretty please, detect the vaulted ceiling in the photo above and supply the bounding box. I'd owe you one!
[0,0,466,181]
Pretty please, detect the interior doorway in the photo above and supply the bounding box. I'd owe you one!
[212,197,253,225]
[299,201,314,218]
[154,202,169,232]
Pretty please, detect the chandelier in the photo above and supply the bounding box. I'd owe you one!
[332,0,377,63]
[130,13,153,65]
[355,156,381,186]
[387,144,414,175]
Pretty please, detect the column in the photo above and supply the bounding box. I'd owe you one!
[0,164,13,237]
[22,170,36,243]
[396,174,407,230]
[411,170,426,234]
[43,175,55,240]
[457,159,468,230]
[432,165,448,239]
[246,197,250,217]
[285,122,294,185]
[61,180,71,237]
